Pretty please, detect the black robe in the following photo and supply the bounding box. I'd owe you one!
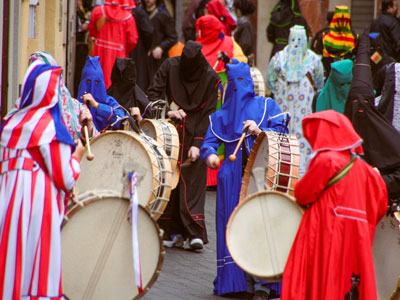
[147,41,219,243]
[344,31,400,209]
[145,6,178,87]
[267,0,309,59]
[234,18,254,57]
[129,6,154,92]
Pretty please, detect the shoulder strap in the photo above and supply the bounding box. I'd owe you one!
[324,153,357,190]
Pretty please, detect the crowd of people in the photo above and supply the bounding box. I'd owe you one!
[1,0,400,299]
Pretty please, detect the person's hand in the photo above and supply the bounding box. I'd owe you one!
[188,146,200,162]
[80,93,99,109]
[73,138,86,161]
[80,23,88,32]
[243,120,261,136]
[206,154,220,169]
[152,46,163,60]
[217,51,231,64]
[167,109,187,120]
[79,108,94,137]
[129,107,142,121]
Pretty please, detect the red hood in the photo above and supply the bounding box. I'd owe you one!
[302,110,363,156]
[195,15,233,72]
[206,0,236,35]
[103,0,135,21]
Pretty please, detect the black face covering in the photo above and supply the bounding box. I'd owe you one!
[107,57,151,116]
[169,41,217,111]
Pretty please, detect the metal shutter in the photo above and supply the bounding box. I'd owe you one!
[351,0,375,34]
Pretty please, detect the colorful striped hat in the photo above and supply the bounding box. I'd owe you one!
[322,5,356,58]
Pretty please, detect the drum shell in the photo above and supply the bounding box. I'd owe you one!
[240,131,300,202]
[250,67,266,97]
[140,119,180,189]
[226,191,303,281]
[62,192,164,300]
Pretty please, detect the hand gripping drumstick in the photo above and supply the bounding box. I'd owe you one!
[229,131,247,162]
[82,119,94,161]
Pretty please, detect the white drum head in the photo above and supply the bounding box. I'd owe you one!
[62,193,163,299]
[227,191,302,280]
[247,134,270,197]
[373,216,400,299]
[76,131,156,208]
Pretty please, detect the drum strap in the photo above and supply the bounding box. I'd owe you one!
[325,153,357,190]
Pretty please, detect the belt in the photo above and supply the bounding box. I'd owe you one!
[0,157,39,175]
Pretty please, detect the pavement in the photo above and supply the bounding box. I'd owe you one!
[141,191,239,300]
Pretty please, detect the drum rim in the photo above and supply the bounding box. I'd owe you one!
[140,119,180,190]
[78,130,161,211]
[226,190,302,280]
[62,193,166,299]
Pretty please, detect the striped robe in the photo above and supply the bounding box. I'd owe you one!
[0,142,80,300]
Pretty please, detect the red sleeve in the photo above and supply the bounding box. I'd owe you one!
[88,6,102,38]
[126,17,138,55]
[294,151,343,206]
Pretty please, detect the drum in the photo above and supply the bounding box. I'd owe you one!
[140,119,180,189]
[250,67,266,97]
[76,130,172,220]
[240,131,300,202]
[226,191,303,281]
[373,215,400,300]
[62,191,164,300]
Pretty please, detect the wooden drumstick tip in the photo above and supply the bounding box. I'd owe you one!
[86,152,94,161]
[229,154,236,162]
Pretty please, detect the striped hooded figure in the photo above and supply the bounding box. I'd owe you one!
[0,61,81,300]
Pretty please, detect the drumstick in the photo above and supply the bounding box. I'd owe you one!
[229,131,247,162]
[82,119,94,161]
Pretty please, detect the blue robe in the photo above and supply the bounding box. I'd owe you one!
[200,62,288,296]
[78,56,128,132]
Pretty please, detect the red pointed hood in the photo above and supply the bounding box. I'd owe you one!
[103,0,134,21]
[206,0,236,35]
[302,110,363,161]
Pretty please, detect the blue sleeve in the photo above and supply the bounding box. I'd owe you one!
[260,98,289,134]
[200,126,221,162]
[97,97,128,129]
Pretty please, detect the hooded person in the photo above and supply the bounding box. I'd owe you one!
[78,56,129,132]
[281,110,387,300]
[195,14,247,187]
[206,0,237,36]
[146,41,220,250]
[0,60,86,300]
[88,0,138,88]
[266,0,309,59]
[344,30,400,213]
[321,5,357,78]
[107,57,153,119]
[200,62,287,298]
[129,1,154,92]
[313,59,353,113]
[267,24,324,175]
[28,51,98,139]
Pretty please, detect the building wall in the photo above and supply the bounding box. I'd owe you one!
[19,0,68,84]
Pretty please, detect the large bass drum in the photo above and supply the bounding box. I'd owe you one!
[373,215,400,300]
[75,130,172,220]
[240,131,300,202]
[62,191,164,299]
[226,191,303,281]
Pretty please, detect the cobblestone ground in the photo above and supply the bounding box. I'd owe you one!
[142,191,239,300]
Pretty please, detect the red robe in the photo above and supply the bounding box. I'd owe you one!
[281,111,388,300]
[89,4,138,88]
